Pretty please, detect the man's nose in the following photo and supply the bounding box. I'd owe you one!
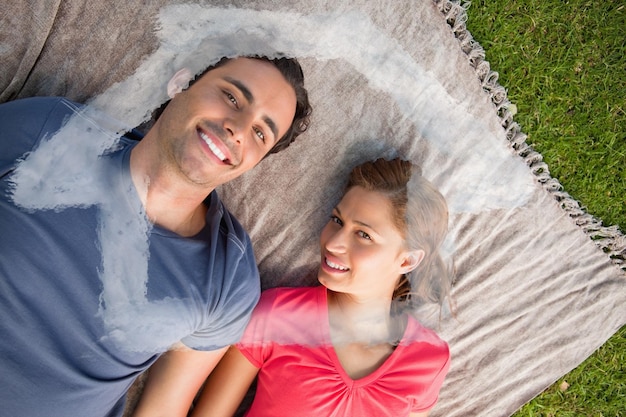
[224,112,253,144]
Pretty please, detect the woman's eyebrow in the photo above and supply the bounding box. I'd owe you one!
[335,206,379,234]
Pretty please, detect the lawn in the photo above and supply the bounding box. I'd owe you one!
[464,1,625,415]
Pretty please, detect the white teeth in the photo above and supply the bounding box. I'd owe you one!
[199,131,226,161]
[326,258,349,271]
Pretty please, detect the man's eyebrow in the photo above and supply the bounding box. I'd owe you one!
[224,76,280,141]
[263,116,279,141]
[224,77,253,103]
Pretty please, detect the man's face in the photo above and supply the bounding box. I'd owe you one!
[155,58,297,189]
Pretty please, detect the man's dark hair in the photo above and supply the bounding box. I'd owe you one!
[139,56,312,156]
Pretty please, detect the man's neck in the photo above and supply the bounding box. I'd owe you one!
[129,140,212,237]
[144,183,209,237]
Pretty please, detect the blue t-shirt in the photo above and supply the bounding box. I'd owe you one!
[0,97,261,416]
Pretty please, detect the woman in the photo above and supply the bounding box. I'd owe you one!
[191,157,453,417]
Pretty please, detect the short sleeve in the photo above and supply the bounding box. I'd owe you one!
[181,211,261,351]
[0,97,77,177]
[411,347,450,412]
[182,251,260,350]
[235,288,282,367]
[405,320,451,413]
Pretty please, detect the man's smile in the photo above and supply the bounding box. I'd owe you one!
[198,128,232,165]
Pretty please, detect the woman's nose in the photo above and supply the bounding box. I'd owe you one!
[323,227,348,253]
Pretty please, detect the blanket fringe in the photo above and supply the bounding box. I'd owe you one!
[433,0,626,271]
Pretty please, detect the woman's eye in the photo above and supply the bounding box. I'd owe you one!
[357,231,372,240]
[330,215,342,226]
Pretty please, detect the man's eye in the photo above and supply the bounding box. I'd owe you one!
[254,128,266,143]
[225,91,237,106]
[357,231,372,240]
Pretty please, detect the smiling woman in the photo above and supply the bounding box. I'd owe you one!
[318,186,421,301]
[190,157,453,417]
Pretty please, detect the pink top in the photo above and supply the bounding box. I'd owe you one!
[237,286,450,417]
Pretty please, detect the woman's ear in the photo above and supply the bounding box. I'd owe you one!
[167,68,193,98]
[400,250,425,274]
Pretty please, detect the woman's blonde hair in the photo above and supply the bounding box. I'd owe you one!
[345,158,453,309]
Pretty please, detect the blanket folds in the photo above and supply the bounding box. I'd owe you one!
[2,1,624,416]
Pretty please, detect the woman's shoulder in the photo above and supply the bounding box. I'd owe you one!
[259,285,325,309]
[402,315,449,351]
[243,286,327,346]
[390,316,450,378]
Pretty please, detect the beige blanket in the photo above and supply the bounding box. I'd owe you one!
[2,1,624,415]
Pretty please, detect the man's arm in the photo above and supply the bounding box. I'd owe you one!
[131,343,228,417]
[189,345,259,417]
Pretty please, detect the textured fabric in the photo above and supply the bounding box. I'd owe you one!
[237,286,450,416]
[1,2,624,416]
[0,97,260,417]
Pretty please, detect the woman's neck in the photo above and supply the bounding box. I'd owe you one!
[327,290,407,380]
[327,290,404,346]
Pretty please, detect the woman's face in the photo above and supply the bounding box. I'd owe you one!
[318,186,415,301]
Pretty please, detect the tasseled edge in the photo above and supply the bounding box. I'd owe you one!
[433,0,626,271]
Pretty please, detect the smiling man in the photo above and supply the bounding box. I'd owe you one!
[0,56,311,417]
[132,58,303,236]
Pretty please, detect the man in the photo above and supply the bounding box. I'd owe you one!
[0,56,311,417]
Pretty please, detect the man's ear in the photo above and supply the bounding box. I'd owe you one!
[167,68,193,98]
[400,250,425,275]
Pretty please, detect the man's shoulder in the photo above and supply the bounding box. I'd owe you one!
[207,191,253,249]
[1,96,82,115]
[0,96,84,138]
[0,97,87,172]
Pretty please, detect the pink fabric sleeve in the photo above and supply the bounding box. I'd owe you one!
[235,288,281,368]
[411,345,450,413]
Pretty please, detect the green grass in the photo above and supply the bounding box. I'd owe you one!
[464,1,625,416]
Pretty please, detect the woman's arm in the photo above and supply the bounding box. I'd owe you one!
[131,343,228,417]
[410,412,429,417]
[189,345,260,417]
